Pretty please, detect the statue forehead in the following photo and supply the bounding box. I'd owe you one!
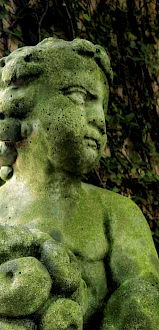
[2,38,107,80]
[38,46,106,94]
[0,38,109,105]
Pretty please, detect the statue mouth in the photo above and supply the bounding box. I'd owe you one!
[84,136,99,150]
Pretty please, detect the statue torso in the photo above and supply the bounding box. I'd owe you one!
[0,180,109,321]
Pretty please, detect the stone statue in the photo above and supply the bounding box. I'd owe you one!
[0,38,159,330]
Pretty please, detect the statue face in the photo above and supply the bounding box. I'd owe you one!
[0,40,109,174]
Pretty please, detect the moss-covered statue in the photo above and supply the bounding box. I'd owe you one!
[0,38,159,330]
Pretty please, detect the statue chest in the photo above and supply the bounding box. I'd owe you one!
[26,202,108,262]
[0,180,109,263]
[0,188,109,318]
[0,193,108,262]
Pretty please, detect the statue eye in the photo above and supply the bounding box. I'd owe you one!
[63,87,87,105]
[68,91,87,104]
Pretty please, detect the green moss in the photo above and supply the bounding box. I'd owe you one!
[0,37,159,329]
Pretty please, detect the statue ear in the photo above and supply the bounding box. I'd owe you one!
[0,166,13,181]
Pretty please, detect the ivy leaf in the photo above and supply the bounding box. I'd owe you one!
[0,9,7,19]
[155,229,159,237]
[125,113,134,122]
[83,14,91,21]
[4,27,22,38]
[131,168,137,174]
[146,171,153,178]
[105,114,112,121]
[130,40,136,48]
[112,187,120,193]
[79,2,86,10]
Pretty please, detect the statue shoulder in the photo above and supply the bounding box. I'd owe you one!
[82,182,140,216]
[98,187,144,220]
[82,182,142,222]
[83,184,151,234]
[96,188,156,255]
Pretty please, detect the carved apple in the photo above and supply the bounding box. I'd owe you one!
[0,257,52,317]
[40,298,83,330]
[40,239,81,294]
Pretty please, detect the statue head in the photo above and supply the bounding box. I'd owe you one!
[0,38,112,181]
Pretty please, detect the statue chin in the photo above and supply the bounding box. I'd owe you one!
[69,156,101,176]
[53,150,102,176]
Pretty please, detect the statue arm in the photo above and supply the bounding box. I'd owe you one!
[101,196,159,330]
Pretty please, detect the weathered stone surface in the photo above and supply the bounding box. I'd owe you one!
[0,141,17,166]
[101,273,159,330]
[0,225,35,263]
[0,257,52,316]
[71,279,89,317]
[0,118,21,142]
[40,298,83,330]
[0,37,159,329]
[40,239,81,293]
[0,319,37,330]
[0,319,36,329]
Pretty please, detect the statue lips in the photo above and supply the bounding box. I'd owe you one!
[84,122,106,150]
[84,129,103,150]
[84,136,98,149]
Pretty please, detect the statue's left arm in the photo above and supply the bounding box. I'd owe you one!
[101,196,159,330]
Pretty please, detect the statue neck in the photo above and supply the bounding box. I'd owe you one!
[13,161,82,200]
